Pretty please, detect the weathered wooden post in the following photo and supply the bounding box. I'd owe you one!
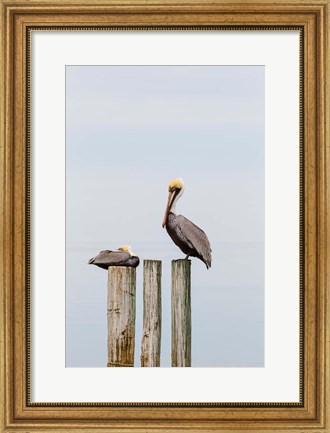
[107,266,136,367]
[171,259,191,367]
[141,260,162,367]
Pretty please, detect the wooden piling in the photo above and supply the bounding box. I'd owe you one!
[141,260,162,367]
[171,259,191,367]
[107,266,136,367]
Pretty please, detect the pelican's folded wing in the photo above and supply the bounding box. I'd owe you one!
[176,214,212,268]
[89,250,131,268]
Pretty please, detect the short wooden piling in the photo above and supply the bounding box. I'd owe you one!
[171,259,191,367]
[141,260,162,367]
[107,266,136,367]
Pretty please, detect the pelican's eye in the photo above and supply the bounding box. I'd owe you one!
[170,186,180,193]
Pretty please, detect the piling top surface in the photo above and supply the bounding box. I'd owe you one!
[108,266,136,272]
[144,259,162,264]
[172,259,191,263]
[107,265,136,269]
[171,259,191,269]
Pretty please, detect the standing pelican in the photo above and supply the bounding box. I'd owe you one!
[88,245,140,270]
[162,178,212,269]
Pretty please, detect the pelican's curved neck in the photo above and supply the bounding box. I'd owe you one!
[170,190,183,215]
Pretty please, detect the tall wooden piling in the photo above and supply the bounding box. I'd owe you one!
[171,259,191,367]
[141,260,162,367]
[107,266,136,367]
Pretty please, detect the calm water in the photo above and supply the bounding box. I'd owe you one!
[66,240,264,367]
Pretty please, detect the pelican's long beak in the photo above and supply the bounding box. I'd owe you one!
[162,191,175,228]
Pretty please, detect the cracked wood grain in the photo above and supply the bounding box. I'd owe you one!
[107,266,136,367]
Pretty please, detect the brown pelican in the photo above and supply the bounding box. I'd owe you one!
[162,178,212,269]
[88,245,140,270]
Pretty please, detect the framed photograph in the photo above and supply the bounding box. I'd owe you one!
[1,0,329,432]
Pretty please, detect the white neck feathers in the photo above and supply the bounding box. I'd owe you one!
[171,189,183,215]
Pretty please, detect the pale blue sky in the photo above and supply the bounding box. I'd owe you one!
[66,65,264,367]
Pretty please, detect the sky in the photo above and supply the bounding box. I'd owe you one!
[65,65,265,367]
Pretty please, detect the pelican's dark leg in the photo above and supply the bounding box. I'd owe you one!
[185,255,190,260]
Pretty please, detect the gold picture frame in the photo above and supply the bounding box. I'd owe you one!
[0,0,329,431]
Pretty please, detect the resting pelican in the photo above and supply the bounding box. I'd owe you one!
[162,178,212,269]
[88,245,140,270]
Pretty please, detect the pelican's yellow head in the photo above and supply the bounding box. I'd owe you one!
[168,177,184,192]
[118,245,135,256]
[162,178,185,228]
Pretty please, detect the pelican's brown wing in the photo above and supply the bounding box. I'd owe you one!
[176,214,212,269]
[88,250,132,270]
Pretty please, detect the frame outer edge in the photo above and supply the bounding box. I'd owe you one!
[315,2,327,429]
[1,1,14,431]
[325,0,330,432]
[320,3,327,429]
[1,0,329,431]
[0,0,5,430]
